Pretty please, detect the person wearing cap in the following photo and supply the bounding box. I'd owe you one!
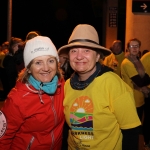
[58,24,141,150]
[0,36,65,149]
[103,40,125,77]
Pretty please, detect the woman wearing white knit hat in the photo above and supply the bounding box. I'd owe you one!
[0,36,65,150]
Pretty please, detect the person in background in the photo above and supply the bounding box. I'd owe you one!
[142,49,149,56]
[59,53,68,68]
[59,52,74,81]
[0,36,65,149]
[25,31,39,41]
[58,53,74,150]
[0,41,9,73]
[141,52,150,149]
[0,44,7,100]
[2,37,24,97]
[0,41,9,66]
[58,24,141,150]
[13,39,25,73]
[121,38,150,122]
[98,51,105,64]
[138,51,142,58]
[103,40,125,77]
[0,48,5,69]
[0,41,9,100]
[124,49,129,57]
[1,41,9,55]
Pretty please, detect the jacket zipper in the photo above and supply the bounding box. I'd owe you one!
[26,136,35,150]
[50,96,58,150]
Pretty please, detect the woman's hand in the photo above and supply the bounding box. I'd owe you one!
[140,86,150,98]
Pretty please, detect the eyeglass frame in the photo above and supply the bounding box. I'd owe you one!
[129,45,140,48]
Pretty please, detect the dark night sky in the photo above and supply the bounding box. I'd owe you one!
[0,0,126,49]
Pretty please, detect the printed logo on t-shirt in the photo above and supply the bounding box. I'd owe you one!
[0,111,7,138]
[70,96,94,140]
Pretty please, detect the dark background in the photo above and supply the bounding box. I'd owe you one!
[0,0,126,49]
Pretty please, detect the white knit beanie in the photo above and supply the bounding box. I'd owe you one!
[24,36,59,67]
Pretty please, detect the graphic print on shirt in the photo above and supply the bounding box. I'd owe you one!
[70,96,94,141]
[0,111,7,138]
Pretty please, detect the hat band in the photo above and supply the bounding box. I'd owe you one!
[69,39,99,45]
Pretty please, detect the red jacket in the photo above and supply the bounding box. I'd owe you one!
[0,79,65,150]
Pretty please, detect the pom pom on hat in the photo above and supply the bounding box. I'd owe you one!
[24,36,59,67]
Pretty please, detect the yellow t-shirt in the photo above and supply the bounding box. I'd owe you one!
[141,52,150,88]
[141,52,150,76]
[64,72,141,150]
[103,52,125,77]
[121,58,145,107]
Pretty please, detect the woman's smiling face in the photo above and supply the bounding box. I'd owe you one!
[69,47,100,80]
[28,55,57,83]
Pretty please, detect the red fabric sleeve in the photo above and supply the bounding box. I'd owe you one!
[0,97,24,149]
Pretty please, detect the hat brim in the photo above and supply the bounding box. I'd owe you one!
[58,41,111,56]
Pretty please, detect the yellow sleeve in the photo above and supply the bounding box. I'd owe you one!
[141,52,150,76]
[121,59,138,78]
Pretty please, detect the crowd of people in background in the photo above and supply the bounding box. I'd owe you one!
[0,31,40,100]
[0,25,150,150]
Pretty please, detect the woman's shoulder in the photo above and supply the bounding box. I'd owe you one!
[141,52,150,61]
[99,71,120,81]
[122,57,129,63]
[121,57,133,67]
[93,72,132,100]
[7,81,30,101]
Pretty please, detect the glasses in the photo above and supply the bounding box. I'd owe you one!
[129,45,139,48]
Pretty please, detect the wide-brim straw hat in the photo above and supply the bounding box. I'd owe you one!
[58,24,111,56]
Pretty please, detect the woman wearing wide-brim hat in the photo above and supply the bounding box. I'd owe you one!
[58,24,141,150]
